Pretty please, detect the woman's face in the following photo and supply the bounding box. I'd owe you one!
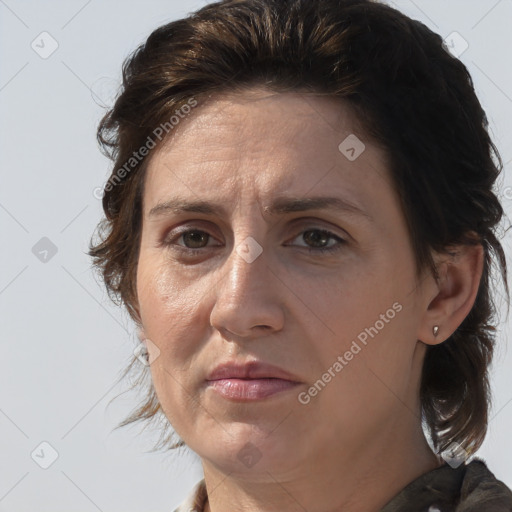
[136,88,436,477]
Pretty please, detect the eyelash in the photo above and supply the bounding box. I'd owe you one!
[161,227,346,256]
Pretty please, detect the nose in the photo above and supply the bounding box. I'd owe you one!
[209,236,285,340]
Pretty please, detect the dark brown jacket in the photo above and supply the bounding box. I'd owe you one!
[381,458,512,512]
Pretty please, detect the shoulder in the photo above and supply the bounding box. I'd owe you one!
[381,457,512,512]
[457,457,512,511]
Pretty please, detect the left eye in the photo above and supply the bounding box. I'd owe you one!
[288,228,346,254]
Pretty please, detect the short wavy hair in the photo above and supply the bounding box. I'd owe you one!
[90,0,509,456]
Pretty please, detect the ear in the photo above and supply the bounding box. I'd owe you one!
[417,239,484,345]
[131,292,144,337]
[136,325,146,342]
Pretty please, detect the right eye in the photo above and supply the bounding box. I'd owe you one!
[162,228,221,252]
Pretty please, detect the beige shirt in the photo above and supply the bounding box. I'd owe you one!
[172,458,512,512]
[173,478,208,512]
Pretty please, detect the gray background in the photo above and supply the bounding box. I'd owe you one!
[1,0,511,510]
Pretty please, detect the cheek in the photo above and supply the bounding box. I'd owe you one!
[136,259,208,428]
[136,256,207,364]
[311,255,416,370]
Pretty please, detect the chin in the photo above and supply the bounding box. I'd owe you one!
[197,425,303,476]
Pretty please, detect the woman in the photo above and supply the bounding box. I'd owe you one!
[89,0,512,510]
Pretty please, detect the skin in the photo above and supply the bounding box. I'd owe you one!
[135,87,484,512]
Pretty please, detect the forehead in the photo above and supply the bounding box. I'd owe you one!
[155,88,366,162]
[143,88,394,216]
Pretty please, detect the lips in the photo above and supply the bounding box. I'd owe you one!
[205,361,302,401]
[206,360,301,382]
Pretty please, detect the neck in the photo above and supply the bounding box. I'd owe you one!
[201,420,442,512]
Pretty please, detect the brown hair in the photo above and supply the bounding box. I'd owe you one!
[90,0,510,455]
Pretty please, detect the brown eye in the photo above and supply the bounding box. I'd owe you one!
[181,230,210,248]
[162,228,220,252]
[302,229,331,248]
[290,228,346,254]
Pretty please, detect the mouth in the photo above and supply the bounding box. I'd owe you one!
[205,377,300,401]
[205,360,302,401]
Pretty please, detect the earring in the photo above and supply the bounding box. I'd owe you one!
[433,325,440,337]
[135,327,150,364]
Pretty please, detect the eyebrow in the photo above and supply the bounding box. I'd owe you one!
[148,195,373,222]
